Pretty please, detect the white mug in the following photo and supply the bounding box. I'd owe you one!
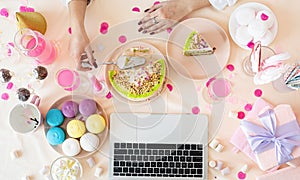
[9,95,43,134]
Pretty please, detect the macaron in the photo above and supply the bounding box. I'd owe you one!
[247,20,268,39]
[254,30,274,46]
[46,127,66,145]
[66,119,86,138]
[46,108,64,127]
[86,114,106,134]
[79,99,97,117]
[256,10,275,28]
[235,7,256,26]
[62,138,81,156]
[80,133,100,152]
[61,100,79,118]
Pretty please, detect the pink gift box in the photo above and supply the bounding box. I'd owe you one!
[240,98,300,171]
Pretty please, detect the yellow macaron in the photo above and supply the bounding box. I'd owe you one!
[86,114,106,134]
[66,120,86,138]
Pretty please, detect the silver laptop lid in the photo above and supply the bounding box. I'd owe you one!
[109,113,208,180]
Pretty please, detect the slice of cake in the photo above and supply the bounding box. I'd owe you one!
[183,31,214,56]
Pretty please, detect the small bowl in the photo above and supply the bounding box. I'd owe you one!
[50,156,83,180]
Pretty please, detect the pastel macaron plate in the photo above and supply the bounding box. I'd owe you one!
[44,95,108,158]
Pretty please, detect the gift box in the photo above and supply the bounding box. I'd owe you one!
[240,98,300,171]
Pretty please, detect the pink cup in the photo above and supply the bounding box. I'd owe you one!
[207,78,231,101]
[14,28,57,65]
[56,68,80,91]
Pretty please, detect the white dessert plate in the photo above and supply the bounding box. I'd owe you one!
[166,18,230,80]
[104,40,168,102]
[44,95,109,158]
[229,2,278,50]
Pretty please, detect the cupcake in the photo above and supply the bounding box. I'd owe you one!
[0,68,13,83]
[80,133,100,152]
[235,7,256,26]
[62,138,81,156]
[46,127,66,145]
[33,66,48,80]
[61,100,79,118]
[17,88,31,101]
[86,114,106,134]
[79,99,97,117]
[46,108,64,127]
[66,119,86,138]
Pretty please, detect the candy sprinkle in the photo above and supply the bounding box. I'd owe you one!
[254,89,263,97]
[192,106,200,114]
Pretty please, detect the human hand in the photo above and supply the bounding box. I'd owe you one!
[68,30,96,71]
[138,0,210,35]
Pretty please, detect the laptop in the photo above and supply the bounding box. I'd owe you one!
[109,113,208,179]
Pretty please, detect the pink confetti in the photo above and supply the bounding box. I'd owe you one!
[192,106,200,114]
[247,41,254,49]
[100,22,109,34]
[226,64,235,71]
[118,35,127,43]
[166,84,173,92]
[1,93,9,100]
[244,103,252,111]
[153,1,161,5]
[260,13,269,21]
[132,7,140,12]
[237,111,245,119]
[19,6,34,12]
[6,82,13,89]
[68,27,72,34]
[205,77,216,87]
[254,89,263,97]
[237,171,247,179]
[106,92,112,99]
[0,8,9,17]
[167,28,172,33]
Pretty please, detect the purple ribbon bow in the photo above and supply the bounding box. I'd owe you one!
[241,109,300,164]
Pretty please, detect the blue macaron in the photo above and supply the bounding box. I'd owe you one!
[46,127,66,145]
[46,108,64,127]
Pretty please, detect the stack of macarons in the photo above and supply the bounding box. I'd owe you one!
[234,7,276,47]
[45,98,107,157]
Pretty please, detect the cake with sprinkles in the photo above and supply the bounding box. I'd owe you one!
[183,31,214,56]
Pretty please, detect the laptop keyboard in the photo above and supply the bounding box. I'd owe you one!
[113,143,204,178]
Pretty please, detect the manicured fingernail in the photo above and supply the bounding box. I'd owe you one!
[138,21,142,25]
[142,30,147,34]
[150,32,155,35]
[138,27,143,32]
[93,62,98,68]
[144,8,150,12]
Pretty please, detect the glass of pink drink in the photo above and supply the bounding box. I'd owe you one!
[56,68,80,91]
[205,78,232,102]
[14,28,57,65]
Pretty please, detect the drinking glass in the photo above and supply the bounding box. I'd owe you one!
[203,78,232,103]
[56,68,80,91]
[242,46,276,76]
[14,28,57,65]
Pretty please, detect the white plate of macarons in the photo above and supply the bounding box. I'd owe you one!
[229,2,278,50]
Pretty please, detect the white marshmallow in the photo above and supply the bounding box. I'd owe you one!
[235,25,253,46]
[256,10,275,28]
[215,144,224,152]
[235,7,256,26]
[86,157,96,168]
[248,20,268,39]
[39,165,49,175]
[221,167,231,175]
[94,167,103,177]
[21,176,30,180]
[209,138,220,149]
[215,160,224,171]
[209,160,217,168]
